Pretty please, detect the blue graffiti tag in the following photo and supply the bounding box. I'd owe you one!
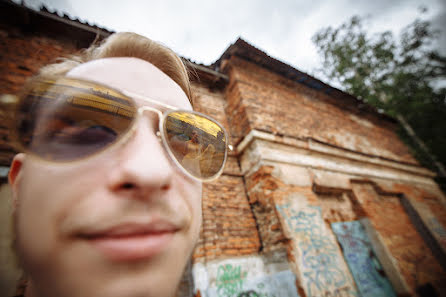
[276,204,358,297]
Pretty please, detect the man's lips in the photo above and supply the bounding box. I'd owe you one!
[78,222,179,261]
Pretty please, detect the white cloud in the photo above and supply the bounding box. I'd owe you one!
[30,0,445,75]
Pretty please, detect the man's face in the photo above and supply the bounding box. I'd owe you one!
[9,57,202,297]
[191,131,199,143]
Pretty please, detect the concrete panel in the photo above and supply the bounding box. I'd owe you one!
[237,130,433,179]
[238,132,435,186]
[192,255,298,297]
[271,163,312,187]
[206,270,299,297]
[310,169,352,190]
[275,198,359,297]
[332,221,397,297]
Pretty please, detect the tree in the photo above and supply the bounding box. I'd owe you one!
[312,12,446,189]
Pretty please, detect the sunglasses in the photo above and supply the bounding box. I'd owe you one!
[12,76,230,181]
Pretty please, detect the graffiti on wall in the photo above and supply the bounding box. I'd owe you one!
[207,269,299,297]
[276,203,358,297]
[216,264,247,297]
[332,221,397,297]
[238,270,299,297]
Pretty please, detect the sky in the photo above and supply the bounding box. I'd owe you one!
[19,0,446,81]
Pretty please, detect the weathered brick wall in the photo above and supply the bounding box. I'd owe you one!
[351,182,446,294]
[190,83,261,262]
[0,26,79,166]
[222,56,417,165]
[0,27,78,94]
[391,183,446,229]
[244,165,289,253]
[233,88,445,297]
[194,176,260,261]
[240,154,446,296]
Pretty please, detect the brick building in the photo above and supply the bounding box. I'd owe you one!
[1,1,445,297]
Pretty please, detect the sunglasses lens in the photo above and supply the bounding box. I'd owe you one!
[15,77,136,161]
[164,111,227,179]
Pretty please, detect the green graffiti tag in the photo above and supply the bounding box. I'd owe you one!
[216,264,247,297]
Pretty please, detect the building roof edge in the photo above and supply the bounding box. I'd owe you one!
[213,37,397,124]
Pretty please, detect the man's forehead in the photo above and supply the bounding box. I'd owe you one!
[66,57,192,111]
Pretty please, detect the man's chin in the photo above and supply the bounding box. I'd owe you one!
[28,281,178,297]
[26,260,183,297]
[14,225,194,297]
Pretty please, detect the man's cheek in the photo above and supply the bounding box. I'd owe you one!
[15,173,68,257]
[191,194,202,247]
[15,206,52,272]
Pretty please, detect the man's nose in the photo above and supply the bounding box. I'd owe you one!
[107,117,174,198]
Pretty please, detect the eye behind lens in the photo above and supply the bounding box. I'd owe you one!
[15,77,137,162]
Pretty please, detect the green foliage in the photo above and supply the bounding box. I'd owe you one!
[312,12,446,185]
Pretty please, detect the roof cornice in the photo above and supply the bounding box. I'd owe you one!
[213,38,397,124]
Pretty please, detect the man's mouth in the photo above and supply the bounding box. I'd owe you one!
[79,222,179,261]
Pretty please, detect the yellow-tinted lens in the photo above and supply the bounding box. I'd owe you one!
[15,77,137,161]
[164,111,227,179]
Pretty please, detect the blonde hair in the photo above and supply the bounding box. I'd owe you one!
[38,32,192,102]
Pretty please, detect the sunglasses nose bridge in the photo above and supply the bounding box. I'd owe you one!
[137,106,163,118]
[136,106,163,128]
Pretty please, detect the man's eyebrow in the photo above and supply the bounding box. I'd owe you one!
[121,90,179,111]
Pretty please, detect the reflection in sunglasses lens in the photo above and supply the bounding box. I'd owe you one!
[164,111,226,179]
